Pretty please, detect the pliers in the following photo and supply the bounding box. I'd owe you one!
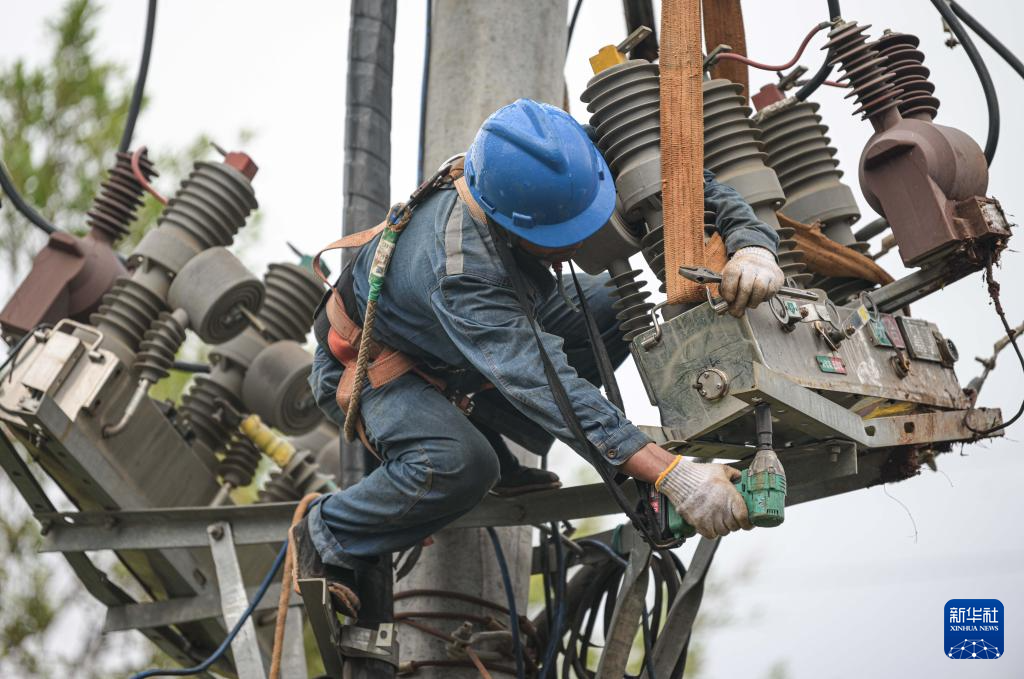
[678,265,818,301]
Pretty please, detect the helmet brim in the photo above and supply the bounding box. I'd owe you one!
[480,175,617,249]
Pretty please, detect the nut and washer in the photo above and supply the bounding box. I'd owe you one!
[694,368,730,401]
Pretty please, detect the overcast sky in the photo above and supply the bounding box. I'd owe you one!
[2,1,1023,677]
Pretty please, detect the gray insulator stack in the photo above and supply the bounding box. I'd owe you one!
[91,161,258,352]
[258,448,334,503]
[606,260,654,342]
[259,470,299,503]
[757,102,861,248]
[87,150,157,245]
[772,225,807,285]
[640,209,666,286]
[582,60,663,340]
[581,60,662,222]
[133,309,188,384]
[258,263,325,343]
[875,30,940,121]
[179,260,323,457]
[155,162,258,251]
[218,435,262,489]
[92,279,168,352]
[180,376,242,454]
[704,79,812,286]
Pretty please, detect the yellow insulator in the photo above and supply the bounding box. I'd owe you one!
[238,413,295,468]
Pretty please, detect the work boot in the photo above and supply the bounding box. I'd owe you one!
[290,515,361,619]
[483,424,562,496]
[491,465,562,497]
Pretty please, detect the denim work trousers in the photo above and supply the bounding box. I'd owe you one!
[307,272,629,570]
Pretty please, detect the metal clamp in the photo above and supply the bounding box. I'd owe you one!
[640,301,669,350]
[340,623,399,667]
[617,25,653,54]
[52,319,103,351]
[705,286,730,315]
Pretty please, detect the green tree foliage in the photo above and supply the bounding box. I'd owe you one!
[0,0,131,275]
[0,1,229,675]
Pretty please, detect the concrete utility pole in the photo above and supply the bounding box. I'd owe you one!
[398,1,568,677]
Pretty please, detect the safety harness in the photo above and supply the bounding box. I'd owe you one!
[312,160,464,445]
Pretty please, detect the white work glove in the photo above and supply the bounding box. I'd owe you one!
[720,246,784,318]
[656,458,752,539]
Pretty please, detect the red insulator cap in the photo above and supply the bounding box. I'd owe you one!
[752,84,785,111]
[224,151,258,180]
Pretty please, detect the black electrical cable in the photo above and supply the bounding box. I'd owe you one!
[795,50,834,101]
[949,1,1024,82]
[0,161,58,235]
[929,0,999,165]
[853,216,889,242]
[639,605,657,679]
[1,325,49,381]
[486,527,525,679]
[565,540,684,679]
[417,0,431,185]
[128,540,287,679]
[795,1,840,101]
[567,0,584,52]
[171,360,210,374]
[119,0,158,154]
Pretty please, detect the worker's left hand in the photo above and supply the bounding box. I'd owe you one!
[720,246,784,317]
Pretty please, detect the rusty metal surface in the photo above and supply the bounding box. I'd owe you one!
[632,301,971,445]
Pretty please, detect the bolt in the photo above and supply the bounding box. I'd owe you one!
[208,524,224,541]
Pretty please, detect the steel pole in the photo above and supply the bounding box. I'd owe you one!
[399,2,568,677]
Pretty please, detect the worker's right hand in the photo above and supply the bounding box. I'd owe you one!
[656,458,752,539]
[720,246,784,318]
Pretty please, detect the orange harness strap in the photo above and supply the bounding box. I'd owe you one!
[312,222,418,412]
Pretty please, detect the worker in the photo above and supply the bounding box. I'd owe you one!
[293,99,784,616]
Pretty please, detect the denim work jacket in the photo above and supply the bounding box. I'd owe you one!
[345,170,779,464]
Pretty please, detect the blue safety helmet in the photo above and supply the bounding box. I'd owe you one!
[464,98,616,249]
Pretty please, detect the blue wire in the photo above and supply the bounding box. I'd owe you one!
[128,541,288,679]
[485,527,525,679]
[577,538,628,568]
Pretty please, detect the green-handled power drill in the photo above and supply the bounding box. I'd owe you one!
[656,403,787,540]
